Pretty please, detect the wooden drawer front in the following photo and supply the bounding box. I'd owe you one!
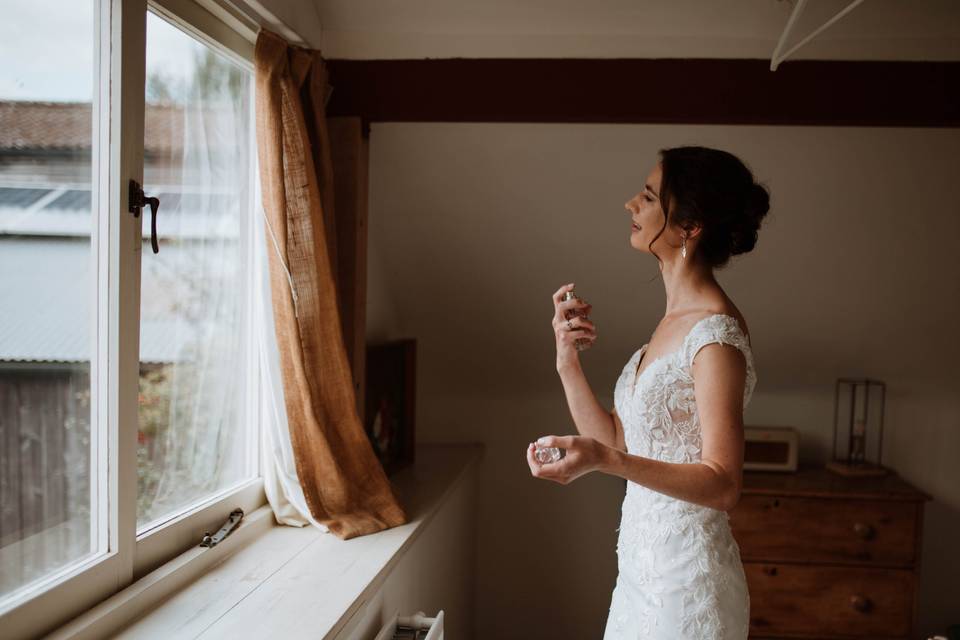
[745,563,914,638]
[730,496,917,565]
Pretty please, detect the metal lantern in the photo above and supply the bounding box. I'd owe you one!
[827,378,889,476]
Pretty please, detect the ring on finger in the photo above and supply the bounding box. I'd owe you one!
[566,319,573,330]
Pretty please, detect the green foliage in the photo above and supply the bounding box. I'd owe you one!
[190,48,245,103]
[137,366,171,520]
[145,44,244,107]
[145,70,185,105]
[138,358,234,526]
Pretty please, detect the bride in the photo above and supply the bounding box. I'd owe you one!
[526,145,770,639]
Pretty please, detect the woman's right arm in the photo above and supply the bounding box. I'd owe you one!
[551,283,625,452]
[557,361,624,451]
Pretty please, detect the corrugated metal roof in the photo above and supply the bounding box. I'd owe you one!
[0,187,241,239]
[46,189,91,210]
[0,237,238,365]
[0,187,49,207]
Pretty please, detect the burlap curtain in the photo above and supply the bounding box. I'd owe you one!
[253,29,407,539]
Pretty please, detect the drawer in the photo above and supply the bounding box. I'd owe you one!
[729,495,918,566]
[745,563,914,638]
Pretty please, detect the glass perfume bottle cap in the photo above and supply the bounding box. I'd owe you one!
[534,445,562,465]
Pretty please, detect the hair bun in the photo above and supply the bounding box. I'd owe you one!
[730,183,770,256]
[656,145,770,268]
[746,183,771,224]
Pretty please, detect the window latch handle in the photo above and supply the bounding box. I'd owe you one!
[200,508,244,548]
[128,179,161,254]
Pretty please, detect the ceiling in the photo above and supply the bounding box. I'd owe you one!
[292,0,960,60]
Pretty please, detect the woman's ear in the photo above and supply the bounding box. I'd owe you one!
[684,222,703,240]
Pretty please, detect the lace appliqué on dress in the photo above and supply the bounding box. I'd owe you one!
[603,314,755,640]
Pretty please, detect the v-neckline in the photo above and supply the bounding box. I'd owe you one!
[630,342,681,394]
[629,313,749,394]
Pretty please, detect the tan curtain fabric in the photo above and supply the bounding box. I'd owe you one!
[253,29,407,539]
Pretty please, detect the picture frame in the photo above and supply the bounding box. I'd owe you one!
[364,338,416,476]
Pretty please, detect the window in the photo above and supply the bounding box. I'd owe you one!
[0,0,100,603]
[0,1,265,637]
[137,9,257,533]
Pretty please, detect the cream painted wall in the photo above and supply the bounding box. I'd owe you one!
[366,122,960,638]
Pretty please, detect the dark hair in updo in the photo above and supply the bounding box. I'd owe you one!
[648,146,770,269]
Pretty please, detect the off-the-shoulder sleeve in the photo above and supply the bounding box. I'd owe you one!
[683,314,757,403]
[684,315,750,367]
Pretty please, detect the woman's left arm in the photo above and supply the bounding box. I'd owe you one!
[530,342,747,512]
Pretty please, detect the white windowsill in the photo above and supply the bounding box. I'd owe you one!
[49,443,484,640]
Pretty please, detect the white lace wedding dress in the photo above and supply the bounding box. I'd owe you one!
[602,313,757,640]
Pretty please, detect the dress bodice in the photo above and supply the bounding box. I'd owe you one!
[614,313,756,464]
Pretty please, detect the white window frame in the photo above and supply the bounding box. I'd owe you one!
[0,1,267,637]
[133,0,264,581]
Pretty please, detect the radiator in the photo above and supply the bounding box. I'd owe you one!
[373,610,444,640]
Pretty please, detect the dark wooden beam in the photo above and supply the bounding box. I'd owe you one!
[325,58,959,127]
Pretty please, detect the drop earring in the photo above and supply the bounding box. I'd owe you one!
[681,234,687,259]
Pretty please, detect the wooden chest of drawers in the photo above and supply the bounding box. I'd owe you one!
[729,466,930,639]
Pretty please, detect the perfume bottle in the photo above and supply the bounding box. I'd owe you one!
[534,444,563,465]
[562,289,592,351]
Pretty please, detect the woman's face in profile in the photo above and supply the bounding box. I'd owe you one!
[624,163,667,253]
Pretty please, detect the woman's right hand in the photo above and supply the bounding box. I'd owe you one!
[552,283,596,369]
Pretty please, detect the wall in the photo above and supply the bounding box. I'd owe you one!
[366,122,960,638]
[332,448,479,640]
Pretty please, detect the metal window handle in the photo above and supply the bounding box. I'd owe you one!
[129,179,161,254]
[200,509,244,547]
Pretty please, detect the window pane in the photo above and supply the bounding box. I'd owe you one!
[0,0,99,601]
[138,12,255,531]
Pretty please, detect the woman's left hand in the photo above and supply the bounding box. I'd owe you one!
[526,435,613,485]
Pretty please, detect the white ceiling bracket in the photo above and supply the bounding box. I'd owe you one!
[770,0,866,71]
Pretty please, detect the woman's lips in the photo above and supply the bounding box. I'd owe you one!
[631,223,641,232]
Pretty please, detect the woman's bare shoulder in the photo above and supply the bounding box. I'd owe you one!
[677,303,749,345]
[701,290,749,341]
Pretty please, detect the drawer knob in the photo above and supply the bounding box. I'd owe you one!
[850,594,873,613]
[853,522,876,540]
[762,566,778,577]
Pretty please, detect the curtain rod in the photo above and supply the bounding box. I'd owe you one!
[196,0,316,48]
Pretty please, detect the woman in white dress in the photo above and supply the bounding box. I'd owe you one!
[526,146,770,639]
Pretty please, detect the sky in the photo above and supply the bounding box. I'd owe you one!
[0,1,208,102]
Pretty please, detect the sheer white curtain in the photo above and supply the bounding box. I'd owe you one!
[254,189,328,532]
[143,12,327,531]
[138,15,255,529]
